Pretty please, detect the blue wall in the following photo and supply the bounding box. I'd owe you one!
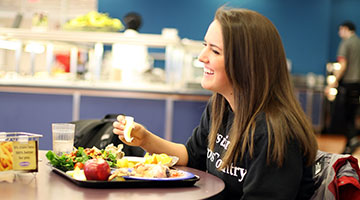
[0,92,73,150]
[79,96,166,138]
[98,0,359,76]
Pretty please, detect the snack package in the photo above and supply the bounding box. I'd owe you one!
[0,132,42,172]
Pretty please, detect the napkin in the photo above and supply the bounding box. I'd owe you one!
[0,171,15,183]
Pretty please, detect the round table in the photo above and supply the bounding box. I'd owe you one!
[0,151,225,200]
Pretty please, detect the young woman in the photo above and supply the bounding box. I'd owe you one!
[113,7,318,199]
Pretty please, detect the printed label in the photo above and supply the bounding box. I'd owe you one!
[12,140,37,171]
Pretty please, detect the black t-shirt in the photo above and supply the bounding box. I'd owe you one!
[185,102,314,199]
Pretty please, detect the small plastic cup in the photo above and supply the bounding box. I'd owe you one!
[52,123,75,156]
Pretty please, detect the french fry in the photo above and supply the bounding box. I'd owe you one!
[0,142,13,171]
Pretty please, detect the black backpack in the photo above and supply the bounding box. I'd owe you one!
[71,114,145,157]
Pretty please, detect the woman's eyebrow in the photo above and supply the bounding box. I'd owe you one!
[203,39,222,51]
[209,43,221,49]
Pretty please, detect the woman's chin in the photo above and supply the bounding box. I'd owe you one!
[200,82,208,90]
[201,83,213,92]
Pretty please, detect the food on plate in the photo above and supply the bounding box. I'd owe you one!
[46,145,187,182]
[66,166,86,181]
[110,162,187,180]
[108,168,129,181]
[123,116,134,142]
[105,143,125,160]
[84,158,111,181]
[132,163,170,178]
[144,152,178,167]
[46,144,124,172]
[74,162,84,169]
[115,153,177,169]
[116,157,135,168]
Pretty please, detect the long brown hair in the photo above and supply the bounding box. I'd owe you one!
[208,7,318,167]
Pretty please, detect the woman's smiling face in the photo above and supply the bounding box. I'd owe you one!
[198,20,233,97]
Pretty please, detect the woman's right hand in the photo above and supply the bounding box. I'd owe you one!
[112,115,146,147]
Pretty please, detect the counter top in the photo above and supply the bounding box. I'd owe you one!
[0,77,212,101]
[0,78,211,95]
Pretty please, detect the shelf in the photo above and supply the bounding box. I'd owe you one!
[0,27,180,47]
[0,27,205,94]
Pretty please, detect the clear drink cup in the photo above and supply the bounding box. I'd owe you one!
[52,123,75,156]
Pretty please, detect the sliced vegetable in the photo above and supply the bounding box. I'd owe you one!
[74,162,84,169]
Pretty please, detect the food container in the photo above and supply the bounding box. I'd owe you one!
[0,132,42,172]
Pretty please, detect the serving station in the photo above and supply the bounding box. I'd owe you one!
[0,27,210,150]
[0,28,324,151]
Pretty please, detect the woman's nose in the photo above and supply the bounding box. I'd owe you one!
[198,48,208,63]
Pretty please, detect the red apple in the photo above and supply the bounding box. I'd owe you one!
[83,158,111,181]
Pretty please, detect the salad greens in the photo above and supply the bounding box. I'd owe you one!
[46,151,74,172]
[101,149,117,167]
[46,146,119,172]
[73,147,90,163]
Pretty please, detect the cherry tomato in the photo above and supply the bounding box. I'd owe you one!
[74,162,84,169]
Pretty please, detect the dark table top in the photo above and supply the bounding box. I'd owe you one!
[0,150,225,200]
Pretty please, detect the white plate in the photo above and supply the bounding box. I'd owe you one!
[123,156,145,163]
[123,170,195,181]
